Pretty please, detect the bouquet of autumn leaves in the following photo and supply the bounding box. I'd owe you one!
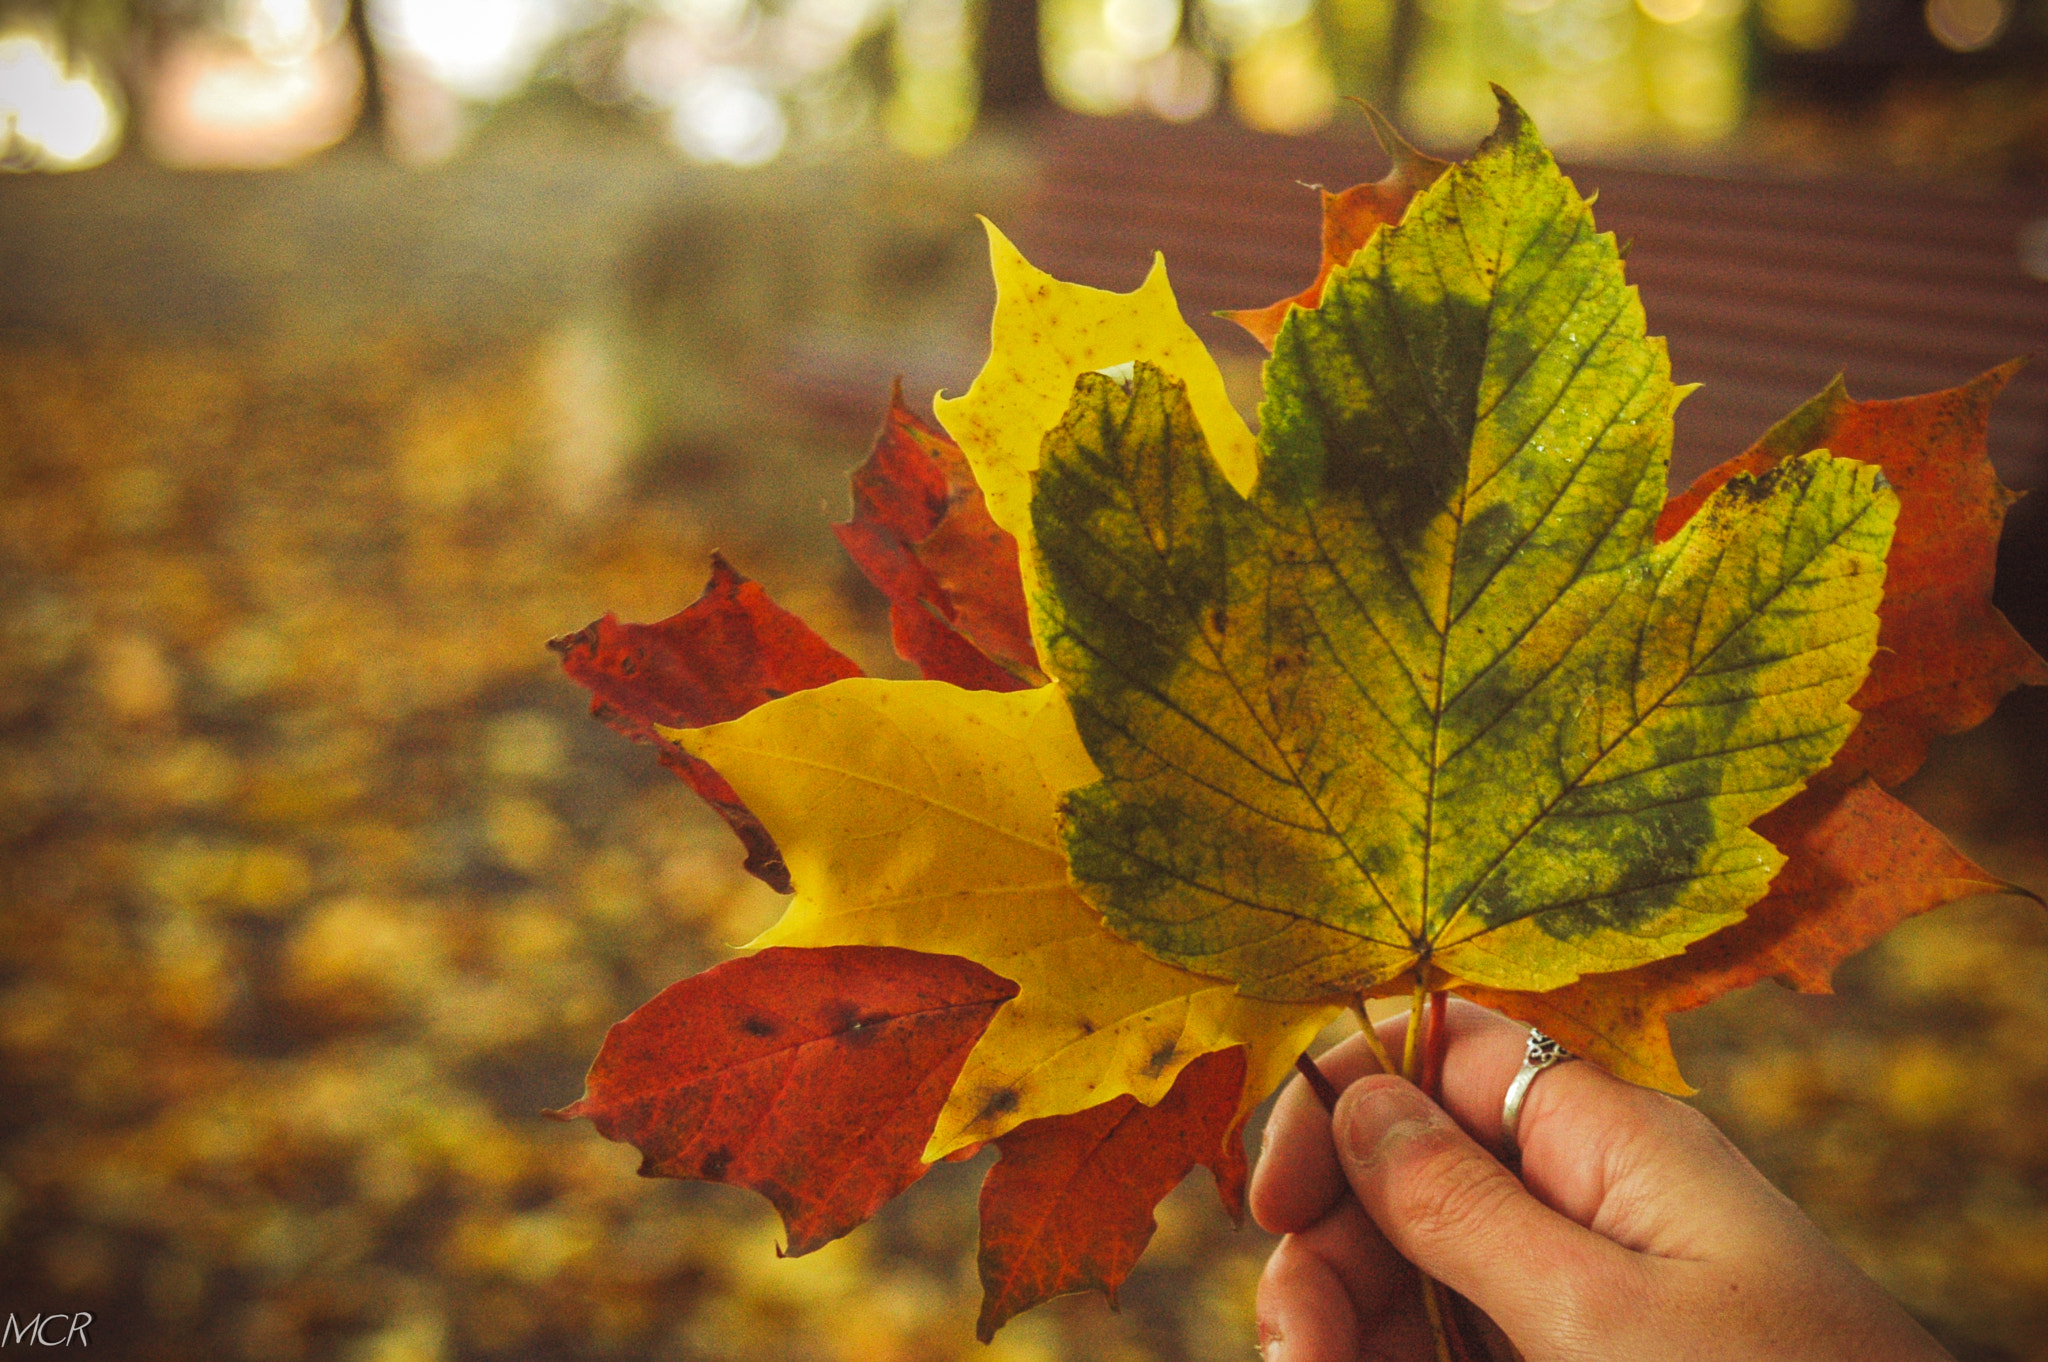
[548,93,2044,1341]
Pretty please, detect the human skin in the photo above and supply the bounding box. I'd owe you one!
[1251,1001,1954,1362]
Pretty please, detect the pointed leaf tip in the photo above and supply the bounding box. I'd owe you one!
[1356,101,1403,157]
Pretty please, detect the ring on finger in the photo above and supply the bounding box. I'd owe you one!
[1501,1028,1573,1161]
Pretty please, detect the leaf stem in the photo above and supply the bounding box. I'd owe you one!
[1401,969,1428,1081]
[1421,988,1449,1098]
[1405,966,1458,1362]
[1294,1050,1340,1113]
[1350,996,1395,1073]
[1421,1275,1456,1362]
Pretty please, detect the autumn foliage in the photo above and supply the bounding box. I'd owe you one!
[548,94,2043,1338]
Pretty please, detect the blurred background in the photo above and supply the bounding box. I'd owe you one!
[2,0,2047,1358]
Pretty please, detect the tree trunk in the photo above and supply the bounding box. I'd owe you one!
[345,0,386,147]
[978,0,1047,118]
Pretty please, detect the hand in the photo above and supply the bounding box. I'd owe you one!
[1252,1001,1953,1361]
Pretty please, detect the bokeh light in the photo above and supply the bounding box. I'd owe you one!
[371,0,571,101]
[669,64,788,164]
[1759,0,1857,49]
[1142,43,1221,120]
[1199,0,1316,53]
[0,29,123,171]
[144,33,362,168]
[619,0,911,163]
[230,0,349,62]
[780,0,892,74]
[883,0,978,156]
[1077,0,1225,126]
[1924,0,2012,49]
[2021,218,2048,282]
[4,0,2044,177]
[1394,0,1748,148]
[1638,0,1705,21]
[1228,21,1338,131]
[1104,0,1183,59]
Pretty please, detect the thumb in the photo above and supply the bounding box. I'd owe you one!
[1332,1074,1639,1352]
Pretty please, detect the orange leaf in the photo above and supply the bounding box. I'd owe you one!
[1659,364,2048,789]
[835,385,1042,689]
[975,1046,1248,1341]
[551,946,1018,1257]
[1462,779,2025,1092]
[1220,109,1449,350]
[550,554,863,890]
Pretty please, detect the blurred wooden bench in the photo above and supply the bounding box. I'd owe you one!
[1008,110,2048,492]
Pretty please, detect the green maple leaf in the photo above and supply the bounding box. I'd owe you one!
[1031,95,1900,1001]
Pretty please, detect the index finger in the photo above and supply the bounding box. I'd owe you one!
[1254,1002,1533,1234]
[1250,1001,1629,1234]
[1251,1025,1388,1235]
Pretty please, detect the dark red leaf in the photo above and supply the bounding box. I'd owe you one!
[551,552,863,738]
[834,386,1042,690]
[550,946,1018,1257]
[916,493,1042,684]
[1659,365,2048,789]
[975,1046,1248,1341]
[550,554,863,891]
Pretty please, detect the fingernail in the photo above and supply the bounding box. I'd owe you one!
[1257,1328,1282,1362]
[1335,1079,1441,1170]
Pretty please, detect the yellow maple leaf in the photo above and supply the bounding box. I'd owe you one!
[669,679,1336,1156]
[933,221,1256,608]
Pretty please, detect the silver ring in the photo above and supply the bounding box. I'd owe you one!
[1501,1029,1572,1159]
